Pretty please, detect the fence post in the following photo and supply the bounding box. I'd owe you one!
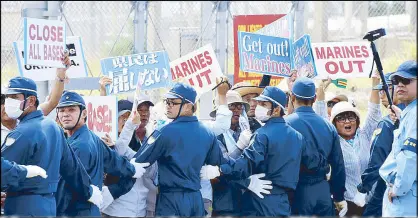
[215,1,229,74]
[293,1,305,40]
[133,1,147,54]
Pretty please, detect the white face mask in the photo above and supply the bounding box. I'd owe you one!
[5,98,24,119]
[255,105,271,122]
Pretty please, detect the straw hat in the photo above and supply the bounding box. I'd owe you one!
[231,81,264,97]
[210,90,250,118]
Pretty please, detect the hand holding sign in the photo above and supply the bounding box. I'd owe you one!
[56,50,70,83]
[101,133,115,147]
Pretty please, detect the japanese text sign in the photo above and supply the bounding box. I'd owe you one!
[238,31,292,77]
[101,51,171,95]
[292,34,317,78]
[23,18,66,68]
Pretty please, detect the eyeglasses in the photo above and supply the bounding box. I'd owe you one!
[228,103,243,110]
[335,114,357,123]
[163,99,182,107]
[391,76,416,85]
[327,101,338,108]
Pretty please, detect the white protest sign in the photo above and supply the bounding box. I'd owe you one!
[14,36,88,81]
[83,96,118,141]
[23,17,66,67]
[312,42,374,79]
[170,44,223,97]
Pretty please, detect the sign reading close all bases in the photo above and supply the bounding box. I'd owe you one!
[13,36,88,81]
[170,44,223,97]
[23,18,66,68]
[312,41,373,79]
[238,31,292,77]
[101,51,171,95]
[82,96,118,141]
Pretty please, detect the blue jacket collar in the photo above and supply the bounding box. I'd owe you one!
[295,106,315,113]
[174,116,198,122]
[266,117,286,123]
[19,110,43,123]
[68,124,89,141]
[401,99,416,119]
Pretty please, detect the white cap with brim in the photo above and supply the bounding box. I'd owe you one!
[325,92,348,103]
[330,101,361,123]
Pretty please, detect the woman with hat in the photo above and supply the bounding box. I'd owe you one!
[329,76,381,216]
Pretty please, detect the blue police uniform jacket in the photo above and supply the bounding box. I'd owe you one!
[221,117,303,192]
[1,157,28,189]
[1,110,92,199]
[284,106,346,202]
[57,124,136,212]
[134,116,229,192]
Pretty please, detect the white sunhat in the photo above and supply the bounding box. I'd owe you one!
[330,101,361,123]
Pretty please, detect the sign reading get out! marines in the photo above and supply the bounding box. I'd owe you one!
[233,15,285,86]
[23,18,66,68]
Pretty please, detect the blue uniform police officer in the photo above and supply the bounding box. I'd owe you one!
[55,91,150,216]
[379,60,417,217]
[285,77,347,216]
[1,157,47,189]
[357,72,406,216]
[1,77,101,216]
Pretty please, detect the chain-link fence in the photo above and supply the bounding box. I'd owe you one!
[1,1,416,104]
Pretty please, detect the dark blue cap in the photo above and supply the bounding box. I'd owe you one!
[253,86,287,110]
[118,99,133,116]
[292,77,316,100]
[57,91,86,108]
[163,83,197,104]
[5,76,37,97]
[373,72,393,90]
[390,60,417,80]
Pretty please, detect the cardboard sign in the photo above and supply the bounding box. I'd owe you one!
[13,36,88,81]
[170,44,222,96]
[233,15,285,86]
[292,34,317,78]
[83,96,118,141]
[312,42,373,79]
[101,51,171,95]
[23,18,66,67]
[238,31,292,77]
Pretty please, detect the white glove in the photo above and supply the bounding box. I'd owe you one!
[130,159,150,178]
[99,186,114,211]
[20,165,48,178]
[353,191,367,207]
[236,129,252,150]
[334,200,348,217]
[247,173,273,199]
[88,185,103,207]
[200,165,220,180]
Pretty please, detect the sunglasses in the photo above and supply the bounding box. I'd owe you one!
[391,76,416,85]
[327,101,338,108]
[228,103,243,110]
[163,99,182,107]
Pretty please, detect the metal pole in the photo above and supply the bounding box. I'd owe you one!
[293,1,305,40]
[215,1,229,74]
[133,1,147,54]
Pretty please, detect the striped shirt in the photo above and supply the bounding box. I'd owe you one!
[338,102,381,202]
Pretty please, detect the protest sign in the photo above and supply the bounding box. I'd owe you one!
[233,15,285,86]
[255,14,290,38]
[170,44,222,96]
[101,51,171,95]
[23,18,66,68]
[292,34,317,78]
[83,96,118,141]
[312,42,373,79]
[13,36,88,81]
[238,31,292,77]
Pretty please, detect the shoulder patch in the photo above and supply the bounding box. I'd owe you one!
[401,137,417,153]
[371,128,382,142]
[145,130,161,145]
[4,137,16,146]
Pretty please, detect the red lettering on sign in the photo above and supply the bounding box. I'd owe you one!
[197,54,206,68]
[353,46,361,58]
[361,46,369,57]
[181,62,191,76]
[203,51,212,66]
[57,26,63,42]
[29,24,36,40]
[325,61,339,74]
[28,24,63,42]
[87,102,112,134]
[326,47,335,59]
[325,60,366,74]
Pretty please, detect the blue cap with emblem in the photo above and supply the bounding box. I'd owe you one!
[163,83,197,104]
[292,77,316,100]
[390,60,417,80]
[5,76,37,97]
[253,86,287,110]
[373,72,393,90]
[57,90,86,108]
